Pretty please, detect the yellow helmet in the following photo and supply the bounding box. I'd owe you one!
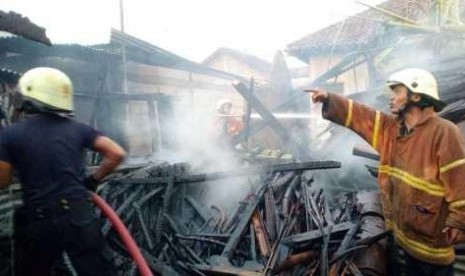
[19,67,74,112]
[387,68,446,111]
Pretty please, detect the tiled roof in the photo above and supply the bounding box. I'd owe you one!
[286,0,431,61]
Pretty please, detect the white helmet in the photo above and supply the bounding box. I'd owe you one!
[216,99,232,112]
[387,68,446,111]
[19,67,74,113]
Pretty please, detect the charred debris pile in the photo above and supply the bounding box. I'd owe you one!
[88,159,387,276]
[0,158,389,276]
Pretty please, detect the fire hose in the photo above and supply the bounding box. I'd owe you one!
[90,193,154,276]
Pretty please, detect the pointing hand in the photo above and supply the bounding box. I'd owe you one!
[304,89,329,104]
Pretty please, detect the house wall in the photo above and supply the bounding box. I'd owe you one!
[123,62,243,156]
[307,53,371,96]
[125,62,243,114]
[306,52,372,139]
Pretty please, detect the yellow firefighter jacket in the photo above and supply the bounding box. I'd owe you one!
[323,93,465,265]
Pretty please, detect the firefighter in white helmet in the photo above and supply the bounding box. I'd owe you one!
[0,67,126,276]
[215,98,243,140]
[217,98,233,115]
[308,68,465,275]
[386,68,446,115]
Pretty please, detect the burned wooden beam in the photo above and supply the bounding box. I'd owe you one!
[176,234,228,247]
[243,77,255,151]
[353,145,380,161]
[184,196,213,224]
[277,250,319,271]
[230,98,297,146]
[231,52,375,146]
[249,224,257,262]
[110,160,341,185]
[133,202,155,249]
[221,186,267,259]
[251,210,270,257]
[233,81,306,157]
[330,219,362,274]
[264,205,296,274]
[191,264,264,276]
[224,201,249,234]
[282,222,355,248]
[264,188,277,242]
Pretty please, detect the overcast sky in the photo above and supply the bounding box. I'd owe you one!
[0,0,384,64]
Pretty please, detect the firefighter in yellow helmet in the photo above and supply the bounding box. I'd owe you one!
[0,67,126,276]
[19,67,74,113]
[308,68,465,276]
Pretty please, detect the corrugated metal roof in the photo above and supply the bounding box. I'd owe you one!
[110,29,242,80]
[0,36,118,62]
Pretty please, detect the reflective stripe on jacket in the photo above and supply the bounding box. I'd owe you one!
[322,93,465,265]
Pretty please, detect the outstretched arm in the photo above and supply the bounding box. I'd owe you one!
[306,89,390,153]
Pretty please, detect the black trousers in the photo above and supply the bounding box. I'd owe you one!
[13,201,117,276]
[388,235,454,276]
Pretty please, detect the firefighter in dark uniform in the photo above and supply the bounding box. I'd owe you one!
[0,67,126,276]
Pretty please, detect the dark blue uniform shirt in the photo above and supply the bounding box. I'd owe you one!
[0,113,101,206]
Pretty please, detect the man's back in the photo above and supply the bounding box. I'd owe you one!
[0,67,124,276]
[0,113,99,206]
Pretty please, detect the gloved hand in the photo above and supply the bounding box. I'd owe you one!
[84,175,100,192]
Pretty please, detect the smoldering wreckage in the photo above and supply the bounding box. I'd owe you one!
[3,1,465,275]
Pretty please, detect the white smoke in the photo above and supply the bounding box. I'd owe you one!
[162,100,255,212]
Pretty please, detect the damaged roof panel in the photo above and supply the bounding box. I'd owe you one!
[110,29,242,80]
[0,36,118,66]
[0,67,20,83]
[0,10,51,45]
